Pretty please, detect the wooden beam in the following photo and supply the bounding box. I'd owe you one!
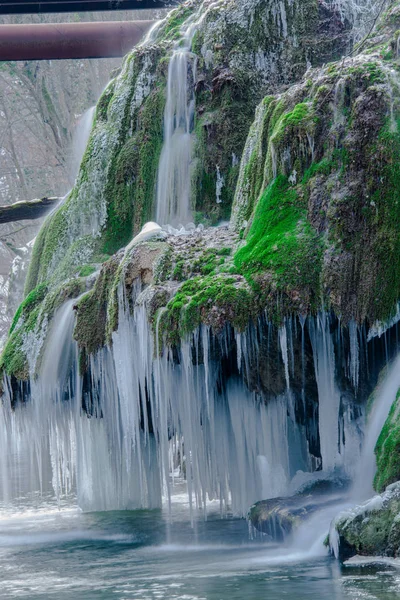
[0,197,59,224]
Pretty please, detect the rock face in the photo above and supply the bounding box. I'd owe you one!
[330,483,400,561]
[22,0,351,292]
[0,0,353,381]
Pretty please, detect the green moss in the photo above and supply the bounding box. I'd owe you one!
[270,102,318,166]
[301,156,336,184]
[95,80,116,123]
[159,274,255,345]
[367,120,400,322]
[79,265,96,277]
[0,283,48,379]
[337,504,398,557]
[101,83,166,255]
[234,175,322,299]
[375,390,400,492]
[216,247,232,256]
[10,282,48,335]
[160,4,194,41]
[193,83,256,221]
[74,256,120,362]
[172,261,185,281]
[0,330,27,380]
[24,202,70,293]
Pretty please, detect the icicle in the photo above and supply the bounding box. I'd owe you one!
[216,165,225,204]
[309,313,341,471]
[348,320,359,391]
[279,324,290,391]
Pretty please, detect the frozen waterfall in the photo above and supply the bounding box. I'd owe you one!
[0,275,375,516]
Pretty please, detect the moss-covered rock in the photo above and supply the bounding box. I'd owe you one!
[0,277,87,380]
[190,0,350,222]
[330,483,400,561]
[231,52,400,324]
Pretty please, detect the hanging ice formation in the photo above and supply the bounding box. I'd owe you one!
[3,260,398,516]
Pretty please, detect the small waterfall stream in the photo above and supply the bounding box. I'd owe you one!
[68,107,95,185]
[155,9,208,227]
[353,354,400,500]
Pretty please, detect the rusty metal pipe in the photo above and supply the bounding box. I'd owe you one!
[0,0,172,15]
[0,20,156,60]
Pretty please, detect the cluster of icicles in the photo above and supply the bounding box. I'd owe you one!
[0,277,366,516]
[0,0,395,517]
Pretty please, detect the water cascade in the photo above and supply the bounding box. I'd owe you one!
[68,106,95,184]
[4,279,391,516]
[155,8,207,227]
[352,353,400,500]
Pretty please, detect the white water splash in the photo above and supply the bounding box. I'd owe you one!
[353,354,400,500]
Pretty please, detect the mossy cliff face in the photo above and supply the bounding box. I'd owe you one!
[1,0,350,380]
[232,51,400,325]
[25,0,349,294]
[190,0,350,224]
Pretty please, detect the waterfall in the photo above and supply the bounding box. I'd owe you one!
[155,13,201,227]
[68,107,95,185]
[1,280,371,516]
[353,354,400,500]
[0,300,78,506]
[309,314,342,472]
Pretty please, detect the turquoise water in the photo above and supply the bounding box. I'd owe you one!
[0,493,399,600]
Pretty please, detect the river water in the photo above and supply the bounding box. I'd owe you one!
[0,488,399,600]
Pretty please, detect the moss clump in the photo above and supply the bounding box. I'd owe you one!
[337,503,399,557]
[74,255,120,365]
[0,282,48,379]
[366,120,400,322]
[159,4,194,41]
[10,282,48,335]
[193,84,256,223]
[95,80,116,124]
[79,265,96,278]
[0,332,28,380]
[159,274,255,346]
[375,391,400,492]
[234,175,322,300]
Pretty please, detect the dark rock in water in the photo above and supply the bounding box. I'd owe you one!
[329,482,400,562]
[249,475,350,541]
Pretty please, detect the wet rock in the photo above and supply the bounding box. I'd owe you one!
[330,482,400,561]
[249,474,350,541]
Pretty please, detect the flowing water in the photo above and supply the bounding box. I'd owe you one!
[0,493,399,600]
[155,6,211,227]
[68,107,96,185]
[1,298,399,598]
[1,4,400,598]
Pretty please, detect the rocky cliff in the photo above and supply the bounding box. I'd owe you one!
[3,0,400,522]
